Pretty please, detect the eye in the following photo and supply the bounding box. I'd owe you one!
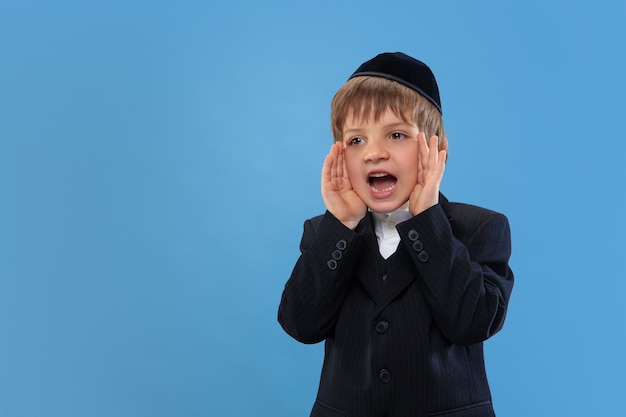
[390,132,406,140]
[348,137,365,145]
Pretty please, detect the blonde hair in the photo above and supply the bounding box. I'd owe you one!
[330,76,445,143]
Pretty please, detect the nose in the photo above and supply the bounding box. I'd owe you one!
[364,139,389,162]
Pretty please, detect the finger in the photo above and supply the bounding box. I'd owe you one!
[418,132,429,173]
[437,149,447,175]
[439,134,448,152]
[428,135,439,168]
[340,144,349,179]
[330,144,338,179]
[416,138,423,183]
[428,147,446,182]
[322,157,330,187]
[336,142,344,179]
[322,144,336,183]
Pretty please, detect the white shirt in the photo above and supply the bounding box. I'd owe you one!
[371,202,412,259]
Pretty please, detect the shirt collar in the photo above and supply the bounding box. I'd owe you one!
[370,201,412,231]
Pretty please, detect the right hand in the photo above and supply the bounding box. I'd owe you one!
[409,133,447,216]
[321,142,367,230]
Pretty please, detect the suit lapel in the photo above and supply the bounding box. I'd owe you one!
[372,248,416,318]
[355,213,419,316]
[367,194,454,318]
[355,213,385,304]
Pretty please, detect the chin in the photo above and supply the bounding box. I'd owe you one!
[367,201,405,214]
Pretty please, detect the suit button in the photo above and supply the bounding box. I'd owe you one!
[408,230,419,241]
[418,251,429,262]
[336,239,347,250]
[382,273,388,283]
[327,259,337,270]
[332,249,342,260]
[379,369,391,383]
[412,240,424,252]
[375,320,389,334]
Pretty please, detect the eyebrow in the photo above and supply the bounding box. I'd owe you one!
[343,128,363,137]
[343,122,415,137]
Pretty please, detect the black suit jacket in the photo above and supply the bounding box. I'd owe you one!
[278,195,514,417]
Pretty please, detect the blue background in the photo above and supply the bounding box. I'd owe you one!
[2,0,625,416]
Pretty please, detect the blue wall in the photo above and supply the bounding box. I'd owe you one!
[2,1,625,416]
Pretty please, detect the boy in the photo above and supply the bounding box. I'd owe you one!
[278,52,514,417]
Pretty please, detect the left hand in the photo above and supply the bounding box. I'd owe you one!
[409,133,447,216]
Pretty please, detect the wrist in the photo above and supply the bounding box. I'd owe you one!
[326,210,363,231]
[342,219,361,230]
[410,197,439,216]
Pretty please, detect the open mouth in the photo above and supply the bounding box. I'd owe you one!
[368,172,397,192]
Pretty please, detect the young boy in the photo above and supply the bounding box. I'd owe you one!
[278,52,514,417]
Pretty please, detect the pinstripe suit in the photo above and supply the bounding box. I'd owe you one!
[278,195,514,417]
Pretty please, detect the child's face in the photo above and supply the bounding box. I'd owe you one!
[342,108,419,214]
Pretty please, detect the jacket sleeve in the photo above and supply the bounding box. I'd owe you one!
[396,204,514,345]
[278,211,366,344]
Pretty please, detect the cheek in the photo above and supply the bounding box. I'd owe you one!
[344,152,359,176]
[400,153,420,183]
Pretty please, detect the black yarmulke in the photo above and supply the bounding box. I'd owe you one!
[349,52,442,114]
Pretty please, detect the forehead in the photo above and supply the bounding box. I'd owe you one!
[343,105,412,129]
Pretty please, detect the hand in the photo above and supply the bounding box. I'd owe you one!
[409,133,447,216]
[321,142,367,230]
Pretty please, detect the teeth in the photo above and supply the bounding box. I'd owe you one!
[369,172,388,178]
[371,184,395,192]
